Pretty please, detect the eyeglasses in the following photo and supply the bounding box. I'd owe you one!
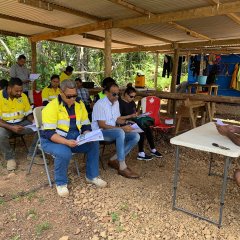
[128,95,136,99]
[65,94,78,99]
[111,92,120,97]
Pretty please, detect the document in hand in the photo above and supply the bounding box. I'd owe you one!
[29,74,41,81]
[76,129,104,146]
[216,119,226,126]
[131,123,144,133]
[137,112,152,118]
[24,123,37,132]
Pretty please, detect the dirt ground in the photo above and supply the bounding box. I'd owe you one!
[0,103,240,240]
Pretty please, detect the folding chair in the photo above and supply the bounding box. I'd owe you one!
[141,96,174,141]
[27,106,80,188]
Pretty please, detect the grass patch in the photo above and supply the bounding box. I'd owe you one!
[119,202,129,211]
[10,235,21,240]
[26,209,37,220]
[110,212,119,223]
[38,196,45,203]
[26,192,36,201]
[36,221,51,236]
[0,198,5,205]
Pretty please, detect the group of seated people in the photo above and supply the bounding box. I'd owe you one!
[0,74,164,197]
[1,72,240,198]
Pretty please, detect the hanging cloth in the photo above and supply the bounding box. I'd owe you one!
[230,63,239,89]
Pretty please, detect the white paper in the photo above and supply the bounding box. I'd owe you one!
[29,74,40,81]
[76,129,104,146]
[137,112,152,118]
[216,119,226,126]
[24,123,37,132]
[131,123,144,133]
[165,118,173,125]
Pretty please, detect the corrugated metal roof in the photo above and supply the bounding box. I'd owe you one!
[0,0,239,51]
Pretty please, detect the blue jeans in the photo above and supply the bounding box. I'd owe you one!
[41,130,99,186]
[102,128,140,161]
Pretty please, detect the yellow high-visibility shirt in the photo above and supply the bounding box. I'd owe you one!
[42,97,90,137]
[0,89,32,123]
[60,72,72,82]
[41,86,60,103]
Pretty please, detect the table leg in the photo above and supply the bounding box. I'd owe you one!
[173,146,180,209]
[208,153,214,176]
[218,157,232,228]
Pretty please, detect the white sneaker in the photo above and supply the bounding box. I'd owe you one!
[56,185,69,197]
[86,176,107,188]
[7,159,17,171]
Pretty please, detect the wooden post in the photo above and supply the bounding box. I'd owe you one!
[171,47,180,93]
[154,52,159,89]
[104,28,112,77]
[31,41,37,90]
[169,46,179,123]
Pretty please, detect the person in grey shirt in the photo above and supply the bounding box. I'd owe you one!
[10,55,30,94]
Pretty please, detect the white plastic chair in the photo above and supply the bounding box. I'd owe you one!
[27,106,80,187]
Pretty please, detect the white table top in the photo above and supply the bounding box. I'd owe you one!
[170,122,240,158]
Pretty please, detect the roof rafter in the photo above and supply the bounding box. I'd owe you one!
[108,0,211,40]
[30,1,240,42]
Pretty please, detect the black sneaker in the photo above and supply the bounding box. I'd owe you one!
[137,154,153,161]
[151,151,163,158]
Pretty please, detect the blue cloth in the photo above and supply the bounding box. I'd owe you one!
[40,129,99,186]
[102,128,140,161]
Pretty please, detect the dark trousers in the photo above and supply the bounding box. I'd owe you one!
[138,127,155,152]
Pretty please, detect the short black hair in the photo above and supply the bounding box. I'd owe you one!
[124,86,136,95]
[66,66,73,73]
[102,77,116,88]
[0,79,8,90]
[75,77,82,83]
[51,74,60,81]
[105,82,119,92]
[18,54,26,60]
[9,78,23,87]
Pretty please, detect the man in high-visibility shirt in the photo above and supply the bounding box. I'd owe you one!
[59,66,73,83]
[0,78,39,171]
[41,79,107,197]
[42,74,60,106]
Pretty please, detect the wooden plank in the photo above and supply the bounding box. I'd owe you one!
[104,29,112,77]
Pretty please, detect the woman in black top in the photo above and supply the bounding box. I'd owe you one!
[119,87,162,160]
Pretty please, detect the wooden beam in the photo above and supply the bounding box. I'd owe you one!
[113,1,240,28]
[104,29,112,77]
[0,13,61,30]
[30,20,113,42]
[107,0,153,16]
[109,0,210,41]
[168,22,211,41]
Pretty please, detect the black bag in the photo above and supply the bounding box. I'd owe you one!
[132,116,155,129]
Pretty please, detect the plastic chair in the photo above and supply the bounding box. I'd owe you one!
[27,106,80,187]
[141,96,174,140]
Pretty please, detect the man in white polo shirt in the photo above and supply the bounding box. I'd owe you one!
[92,82,140,178]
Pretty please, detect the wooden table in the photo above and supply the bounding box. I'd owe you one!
[171,122,240,227]
[187,83,219,96]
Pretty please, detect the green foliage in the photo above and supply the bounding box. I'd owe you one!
[9,235,21,240]
[0,35,187,90]
[0,197,5,205]
[110,212,120,222]
[35,221,51,236]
